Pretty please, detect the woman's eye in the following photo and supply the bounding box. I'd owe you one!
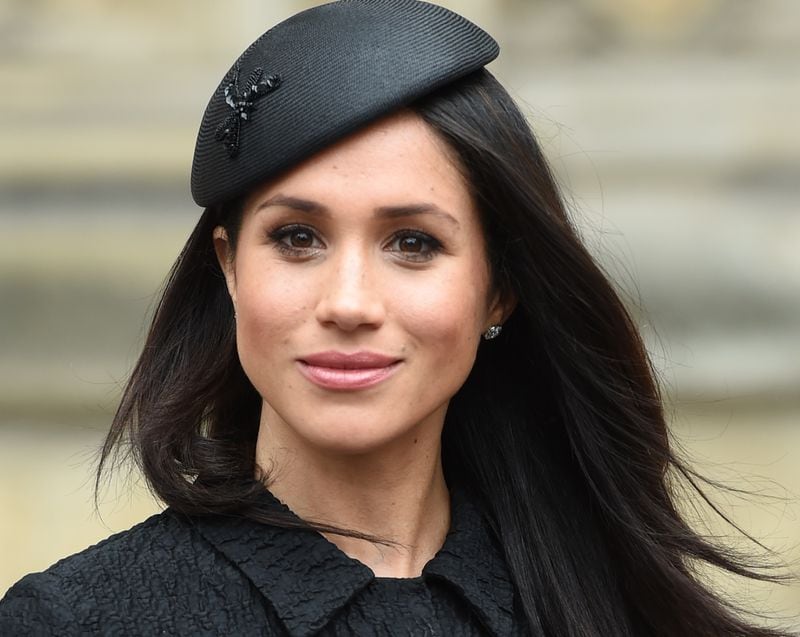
[268,225,322,254]
[286,229,314,248]
[398,236,424,253]
[386,230,442,261]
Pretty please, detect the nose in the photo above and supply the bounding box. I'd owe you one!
[314,245,386,332]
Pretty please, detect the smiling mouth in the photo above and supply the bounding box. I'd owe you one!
[297,351,402,390]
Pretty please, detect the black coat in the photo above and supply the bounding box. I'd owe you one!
[0,489,527,636]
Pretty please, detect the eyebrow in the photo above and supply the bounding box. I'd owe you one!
[375,203,461,229]
[255,195,461,229]
[256,195,325,215]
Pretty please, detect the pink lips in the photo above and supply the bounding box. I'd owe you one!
[297,351,402,390]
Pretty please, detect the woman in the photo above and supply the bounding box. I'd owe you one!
[0,1,792,635]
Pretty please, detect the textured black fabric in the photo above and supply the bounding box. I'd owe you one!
[0,489,528,636]
[190,0,499,207]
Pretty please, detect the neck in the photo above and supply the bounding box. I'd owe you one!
[255,416,451,578]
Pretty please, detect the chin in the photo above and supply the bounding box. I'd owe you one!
[257,392,448,460]
[297,419,417,457]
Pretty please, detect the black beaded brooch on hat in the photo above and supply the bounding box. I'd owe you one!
[215,63,282,158]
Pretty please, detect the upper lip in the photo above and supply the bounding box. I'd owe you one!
[299,351,401,369]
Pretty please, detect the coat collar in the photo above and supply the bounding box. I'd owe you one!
[424,489,516,636]
[190,487,515,637]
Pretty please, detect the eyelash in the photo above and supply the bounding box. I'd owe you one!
[268,224,322,257]
[386,229,443,262]
[266,224,443,262]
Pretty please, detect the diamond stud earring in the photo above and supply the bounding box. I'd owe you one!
[483,325,502,340]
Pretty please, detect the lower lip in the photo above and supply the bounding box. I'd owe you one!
[297,361,401,390]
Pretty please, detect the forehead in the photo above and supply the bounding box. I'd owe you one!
[243,111,474,217]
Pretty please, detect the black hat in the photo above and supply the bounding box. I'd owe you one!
[190,0,499,207]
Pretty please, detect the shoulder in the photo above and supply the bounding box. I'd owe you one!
[0,510,209,634]
[19,508,192,586]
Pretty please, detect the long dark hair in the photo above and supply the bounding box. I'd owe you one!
[98,69,793,636]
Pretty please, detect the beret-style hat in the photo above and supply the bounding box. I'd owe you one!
[190,0,499,207]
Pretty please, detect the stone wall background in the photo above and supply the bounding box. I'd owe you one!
[1,0,798,622]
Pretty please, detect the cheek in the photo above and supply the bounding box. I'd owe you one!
[394,262,489,360]
[234,264,311,356]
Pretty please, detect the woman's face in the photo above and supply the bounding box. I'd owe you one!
[215,111,507,456]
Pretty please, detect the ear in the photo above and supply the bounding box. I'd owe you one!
[485,288,517,332]
[213,226,237,307]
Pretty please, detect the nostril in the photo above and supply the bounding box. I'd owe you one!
[315,291,385,331]
[314,258,385,330]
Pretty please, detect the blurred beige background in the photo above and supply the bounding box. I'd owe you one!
[1,0,798,626]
